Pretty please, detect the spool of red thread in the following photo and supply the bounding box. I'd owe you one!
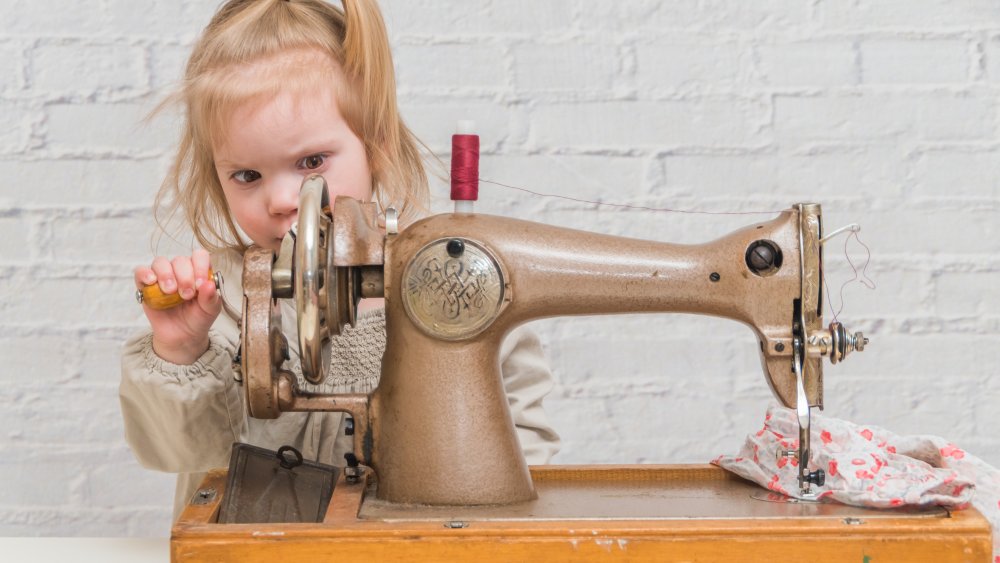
[451,121,479,206]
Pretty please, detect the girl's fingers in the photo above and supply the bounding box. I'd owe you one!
[151,256,176,294]
[171,256,196,300]
[195,277,222,315]
[191,249,211,289]
[134,266,156,290]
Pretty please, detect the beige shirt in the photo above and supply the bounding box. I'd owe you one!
[119,251,561,518]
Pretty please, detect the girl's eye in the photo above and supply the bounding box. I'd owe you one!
[232,169,262,184]
[299,154,326,170]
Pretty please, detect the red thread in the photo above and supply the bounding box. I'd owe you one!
[451,134,479,201]
[823,229,876,323]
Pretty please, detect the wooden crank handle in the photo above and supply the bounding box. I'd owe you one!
[135,270,223,310]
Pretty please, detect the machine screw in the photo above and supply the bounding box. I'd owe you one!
[709,272,721,282]
[446,238,465,257]
[344,452,362,484]
[745,240,783,276]
[192,487,217,505]
[843,517,865,525]
[805,469,826,487]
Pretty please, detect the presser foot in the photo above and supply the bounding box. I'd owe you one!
[776,447,827,499]
[750,489,827,504]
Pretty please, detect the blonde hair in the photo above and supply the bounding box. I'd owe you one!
[155,0,428,253]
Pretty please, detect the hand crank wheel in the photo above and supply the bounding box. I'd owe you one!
[295,175,333,385]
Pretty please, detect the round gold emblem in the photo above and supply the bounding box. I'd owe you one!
[401,238,506,340]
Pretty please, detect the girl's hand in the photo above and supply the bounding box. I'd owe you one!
[134,248,223,365]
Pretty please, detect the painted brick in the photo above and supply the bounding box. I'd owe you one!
[149,44,191,91]
[845,209,1000,255]
[49,214,158,264]
[774,93,995,143]
[0,509,171,537]
[581,0,812,33]
[79,334,133,386]
[776,146,907,199]
[542,314,750,349]
[935,272,1000,316]
[634,38,746,94]
[699,0,815,31]
[476,154,647,210]
[579,1,700,33]
[662,150,907,202]
[32,43,147,94]
[0,42,22,92]
[0,448,84,505]
[819,263,929,318]
[0,102,31,154]
[552,338,749,390]
[832,383,979,439]
[395,44,507,91]
[2,276,141,327]
[819,0,1000,31]
[0,334,78,384]
[664,154,778,198]
[0,215,35,263]
[399,100,520,152]
[103,0,190,38]
[384,0,574,36]
[860,39,970,84]
[0,158,166,207]
[512,42,619,93]
[4,0,107,36]
[182,0,225,30]
[80,456,176,508]
[45,103,180,155]
[756,41,857,88]
[2,386,127,445]
[545,396,617,463]
[912,149,1000,198]
[986,36,1000,83]
[531,100,771,149]
[845,334,1000,377]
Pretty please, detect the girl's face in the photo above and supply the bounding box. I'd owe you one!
[213,80,372,252]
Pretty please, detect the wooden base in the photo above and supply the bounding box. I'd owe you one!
[172,465,993,562]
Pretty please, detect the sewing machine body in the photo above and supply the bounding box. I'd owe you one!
[376,203,821,505]
[170,187,992,561]
[240,190,862,503]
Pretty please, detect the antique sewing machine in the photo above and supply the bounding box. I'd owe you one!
[166,133,993,562]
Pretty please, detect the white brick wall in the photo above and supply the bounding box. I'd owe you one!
[1,0,998,537]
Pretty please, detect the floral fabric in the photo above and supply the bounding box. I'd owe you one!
[714,405,999,561]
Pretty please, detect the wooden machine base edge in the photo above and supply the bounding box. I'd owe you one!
[171,464,993,562]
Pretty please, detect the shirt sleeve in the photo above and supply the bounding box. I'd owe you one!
[499,324,561,464]
[119,329,246,473]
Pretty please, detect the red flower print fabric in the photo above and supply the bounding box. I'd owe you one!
[714,405,999,559]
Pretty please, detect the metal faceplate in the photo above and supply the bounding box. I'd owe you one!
[401,238,506,341]
[797,203,824,409]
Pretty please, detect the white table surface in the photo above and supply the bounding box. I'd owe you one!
[0,537,169,562]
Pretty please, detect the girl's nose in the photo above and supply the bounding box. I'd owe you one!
[268,176,300,216]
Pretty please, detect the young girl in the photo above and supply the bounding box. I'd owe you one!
[119,0,560,518]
